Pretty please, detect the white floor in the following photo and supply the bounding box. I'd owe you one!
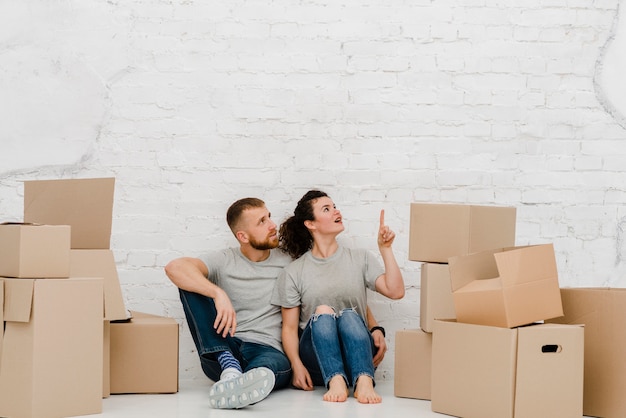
[78,379,441,418]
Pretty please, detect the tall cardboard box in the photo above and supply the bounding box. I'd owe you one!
[0,278,104,418]
[420,263,456,332]
[394,329,432,400]
[110,311,179,394]
[23,177,115,249]
[448,244,563,328]
[0,223,71,278]
[547,287,626,418]
[408,203,516,263]
[431,320,584,418]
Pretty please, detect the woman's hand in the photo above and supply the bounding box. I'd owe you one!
[377,209,396,248]
[292,363,314,391]
[371,328,387,367]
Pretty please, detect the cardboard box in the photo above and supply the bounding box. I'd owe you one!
[24,177,115,249]
[431,320,584,418]
[0,280,4,361]
[0,223,71,278]
[103,320,111,398]
[408,203,516,263]
[547,288,626,417]
[420,263,456,332]
[110,311,179,394]
[448,244,563,328]
[70,249,128,321]
[394,329,432,400]
[0,278,104,418]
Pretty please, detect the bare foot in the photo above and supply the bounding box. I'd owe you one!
[354,375,382,404]
[323,375,349,402]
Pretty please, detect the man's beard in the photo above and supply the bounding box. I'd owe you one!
[249,235,279,250]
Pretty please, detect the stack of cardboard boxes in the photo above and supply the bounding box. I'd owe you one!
[0,178,179,418]
[395,203,585,418]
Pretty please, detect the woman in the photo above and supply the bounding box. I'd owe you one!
[271,190,404,404]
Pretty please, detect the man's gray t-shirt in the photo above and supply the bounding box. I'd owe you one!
[202,248,292,353]
[270,246,384,330]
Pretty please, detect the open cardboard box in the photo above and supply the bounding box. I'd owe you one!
[431,319,584,418]
[408,203,516,263]
[0,278,104,418]
[448,244,563,328]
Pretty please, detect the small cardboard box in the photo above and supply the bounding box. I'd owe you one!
[0,278,104,418]
[431,320,584,418]
[420,263,456,332]
[408,203,516,263]
[448,244,563,328]
[24,177,115,249]
[394,329,432,400]
[547,288,626,418]
[0,223,71,278]
[70,249,128,321]
[110,311,179,394]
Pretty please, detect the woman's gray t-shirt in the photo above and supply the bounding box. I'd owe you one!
[202,247,292,353]
[271,246,384,330]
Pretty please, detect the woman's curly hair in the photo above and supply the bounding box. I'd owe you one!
[279,190,328,259]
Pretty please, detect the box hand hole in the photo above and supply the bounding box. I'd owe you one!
[541,344,562,353]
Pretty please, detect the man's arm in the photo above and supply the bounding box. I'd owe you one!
[165,257,237,337]
[366,306,387,367]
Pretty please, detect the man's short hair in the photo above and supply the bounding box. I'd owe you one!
[226,197,266,234]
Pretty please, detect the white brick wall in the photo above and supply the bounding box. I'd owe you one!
[1,0,625,382]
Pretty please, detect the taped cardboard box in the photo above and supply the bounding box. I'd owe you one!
[110,311,179,394]
[448,244,563,328]
[0,223,71,278]
[0,278,104,418]
[420,262,456,333]
[24,177,115,249]
[394,329,432,400]
[431,320,584,418]
[408,203,516,263]
[547,287,626,418]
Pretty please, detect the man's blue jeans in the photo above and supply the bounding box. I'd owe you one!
[179,289,292,390]
[299,308,376,388]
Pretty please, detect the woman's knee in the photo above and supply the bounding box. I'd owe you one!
[314,305,335,315]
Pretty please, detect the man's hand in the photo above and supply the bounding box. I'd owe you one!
[213,288,237,337]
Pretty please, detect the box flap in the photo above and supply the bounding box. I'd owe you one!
[23,177,115,249]
[448,248,503,292]
[70,250,127,321]
[495,244,558,287]
[2,279,35,322]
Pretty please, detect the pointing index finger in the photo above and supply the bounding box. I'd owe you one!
[380,209,385,227]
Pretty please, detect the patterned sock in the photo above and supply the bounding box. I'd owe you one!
[216,351,243,373]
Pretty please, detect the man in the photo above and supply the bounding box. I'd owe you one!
[165,197,387,409]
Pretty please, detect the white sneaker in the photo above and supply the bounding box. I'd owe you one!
[208,367,275,409]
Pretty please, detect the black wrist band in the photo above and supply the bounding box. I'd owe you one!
[370,326,386,337]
